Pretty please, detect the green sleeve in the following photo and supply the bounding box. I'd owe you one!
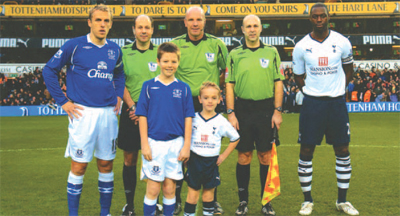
[225,52,235,83]
[273,48,285,81]
[217,40,229,71]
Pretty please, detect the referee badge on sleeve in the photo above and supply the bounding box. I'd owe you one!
[260,58,269,68]
[206,53,215,62]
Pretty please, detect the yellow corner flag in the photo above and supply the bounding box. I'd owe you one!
[262,142,281,205]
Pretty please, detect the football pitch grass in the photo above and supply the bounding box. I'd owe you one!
[1,113,399,216]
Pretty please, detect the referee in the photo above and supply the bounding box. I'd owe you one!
[118,15,160,216]
[225,14,284,216]
[171,6,229,215]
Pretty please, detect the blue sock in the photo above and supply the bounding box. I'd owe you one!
[163,196,176,216]
[144,196,157,216]
[98,172,114,216]
[67,171,84,216]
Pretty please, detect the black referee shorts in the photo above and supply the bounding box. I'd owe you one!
[117,102,141,152]
[235,98,278,152]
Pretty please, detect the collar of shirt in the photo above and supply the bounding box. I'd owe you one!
[131,41,154,53]
[154,75,178,86]
[185,33,208,45]
[86,34,108,48]
[243,40,264,52]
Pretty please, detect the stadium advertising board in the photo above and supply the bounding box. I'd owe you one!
[281,60,400,70]
[0,64,45,76]
[1,102,399,117]
[1,2,399,17]
[1,34,399,49]
[346,102,400,113]
[0,105,67,117]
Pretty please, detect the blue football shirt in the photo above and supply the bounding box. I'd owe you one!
[43,34,125,107]
[136,76,195,141]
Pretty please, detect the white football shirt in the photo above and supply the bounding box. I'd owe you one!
[191,112,240,157]
[292,30,353,97]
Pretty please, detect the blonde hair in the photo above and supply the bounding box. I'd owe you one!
[89,4,113,21]
[199,81,221,97]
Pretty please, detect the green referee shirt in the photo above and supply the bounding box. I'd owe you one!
[226,41,285,100]
[122,42,160,102]
[171,33,228,96]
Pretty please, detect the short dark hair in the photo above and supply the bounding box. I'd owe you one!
[133,15,154,28]
[310,3,329,16]
[157,42,181,61]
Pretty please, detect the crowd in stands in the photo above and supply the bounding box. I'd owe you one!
[0,67,65,106]
[2,64,398,108]
[4,0,397,5]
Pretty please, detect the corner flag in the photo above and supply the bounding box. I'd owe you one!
[262,127,281,205]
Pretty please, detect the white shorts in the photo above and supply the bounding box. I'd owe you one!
[65,104,118,163]
[140,136,184,182]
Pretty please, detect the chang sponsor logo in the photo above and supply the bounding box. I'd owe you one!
[87,69,113,81]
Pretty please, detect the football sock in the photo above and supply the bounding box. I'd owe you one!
[299,154,313,202]
[214,187,218,202]
[98,172,114,216]
[163,196,176,216]
[260,164,269,199]
[203,201,214,216]
[143,196,157,216]
[336,153,351,203]
[236,163,250,202]
[184,202,196,216]
[123,165,136,210]
[67,171,83,216]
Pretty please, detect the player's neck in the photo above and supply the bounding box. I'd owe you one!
[89,33,106,46]
[136,41,151,50]
[245,39,260,48]
[188,32,204,41]
[200,110,217,119]
[311,29,329,42]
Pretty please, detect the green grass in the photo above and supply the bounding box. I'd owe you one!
[1,113,399,216]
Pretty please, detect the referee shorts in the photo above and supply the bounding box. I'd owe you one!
[298,94,350,146]
[185,151,220,190]
[235,98,278,152]
[117,102,141,152]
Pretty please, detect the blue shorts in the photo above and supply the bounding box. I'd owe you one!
[298,95,350,146]
[185,151,220,190]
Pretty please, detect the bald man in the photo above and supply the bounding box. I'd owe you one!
[118,15,160,216]
[171,6,229,215]
[225,14,284,216]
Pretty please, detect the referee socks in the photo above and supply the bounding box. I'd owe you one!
[122,165,137,210]
[236,163,250,202]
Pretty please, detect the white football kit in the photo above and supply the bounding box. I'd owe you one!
[292,30,353,97]
[191,112,240,157]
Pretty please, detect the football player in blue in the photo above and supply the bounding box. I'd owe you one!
[136,42,195,216]
[42,5,125,216]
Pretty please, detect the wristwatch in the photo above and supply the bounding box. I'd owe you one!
[227,109,235,114]
[275,106,283,112]
[129,104,136,111]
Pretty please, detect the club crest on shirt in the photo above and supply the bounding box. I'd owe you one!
[108,49,116,60]
[76,149,83,158]
[97,61,108,70]
[205,53,215,62]
[148,62,158,72]
[151,166,161,175]
[173,89,182,98]
[332,45,336,53]
[260,58,269,68]
[212,126,217,135]
[201,134,208,142]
